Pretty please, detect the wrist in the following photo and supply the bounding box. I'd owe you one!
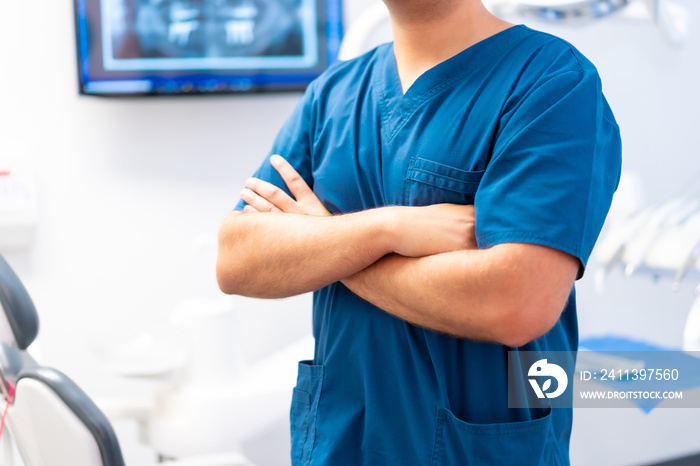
[373,206,405,255]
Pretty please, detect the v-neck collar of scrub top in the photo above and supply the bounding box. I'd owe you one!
[375,24,529,142]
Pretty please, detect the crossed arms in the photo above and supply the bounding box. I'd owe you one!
[216,155,579,347]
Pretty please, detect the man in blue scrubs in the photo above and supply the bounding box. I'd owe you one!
[217,0,621,464]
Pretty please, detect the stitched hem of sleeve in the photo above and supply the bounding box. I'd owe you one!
[476,231,587,276]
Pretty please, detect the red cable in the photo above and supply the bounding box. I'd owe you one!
[0,381,16,441]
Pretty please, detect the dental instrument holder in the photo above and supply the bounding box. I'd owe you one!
[597,197,700,291]
[596,192,700,354]
[625,198,700,277]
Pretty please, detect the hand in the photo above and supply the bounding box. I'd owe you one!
[241,154,330,216]
[241,155,475,257]
[388,203,476,257]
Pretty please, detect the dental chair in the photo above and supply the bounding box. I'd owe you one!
[0,253,126,466]
[0,254,257,466]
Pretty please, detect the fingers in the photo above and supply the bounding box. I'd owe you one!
[240,187,281,213]
[245,177,297,211]
[270,154,314,200]
[270,155,331,216]
[244,155,330,216]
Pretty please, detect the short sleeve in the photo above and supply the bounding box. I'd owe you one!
[474,67,621,278]
[234,83,316,211]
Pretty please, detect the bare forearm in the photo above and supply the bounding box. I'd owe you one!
[217,200,475,298]
[226,158,476,299]
[232,156,578,344]
[342,251,506,341]
[217,210,393,298]
[342,244,578,346]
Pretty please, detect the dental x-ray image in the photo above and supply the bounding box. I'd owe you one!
[104,0,315,70]
[74,0,342,95]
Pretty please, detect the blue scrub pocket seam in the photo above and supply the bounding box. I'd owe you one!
[290,360,325,466]
[290,388,311,465]
[429,407,564,466]
[403,157,484,206]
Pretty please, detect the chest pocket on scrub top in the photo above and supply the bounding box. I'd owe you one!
[403,157,484,206]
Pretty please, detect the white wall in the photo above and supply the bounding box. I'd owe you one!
[2,1,700,465]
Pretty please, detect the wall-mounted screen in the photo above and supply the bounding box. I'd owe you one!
[74,0,343,96]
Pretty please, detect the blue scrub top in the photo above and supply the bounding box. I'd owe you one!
[237,25,621,466]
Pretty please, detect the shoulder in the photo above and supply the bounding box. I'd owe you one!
[491,25,607,109]
[507,25,598,78]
